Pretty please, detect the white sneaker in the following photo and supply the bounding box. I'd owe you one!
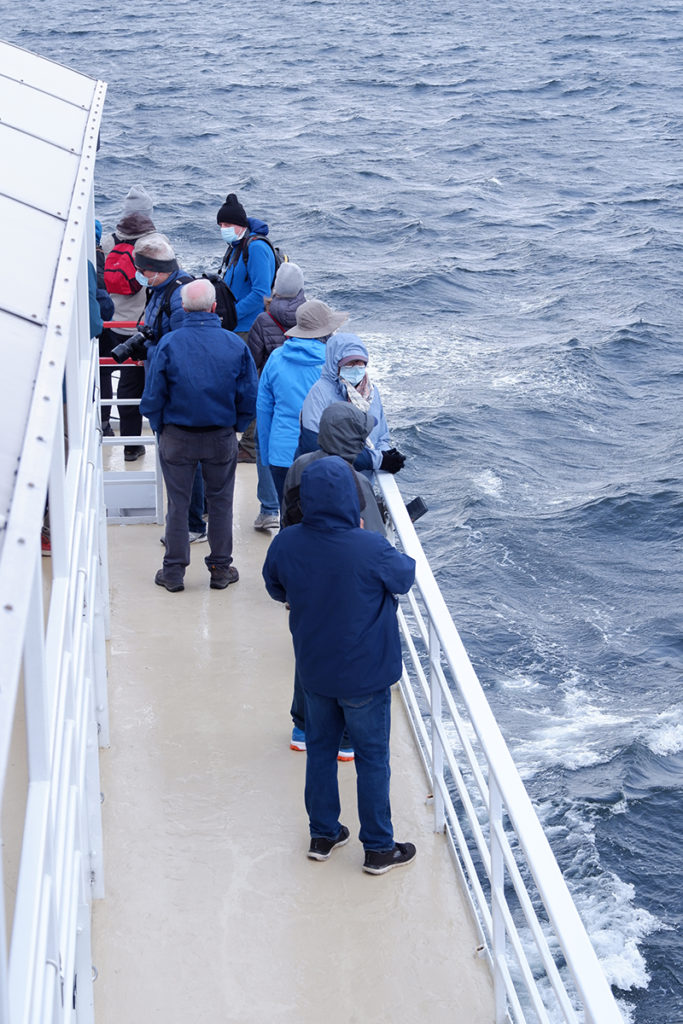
[254,512,280,531]
[189,530,208,543]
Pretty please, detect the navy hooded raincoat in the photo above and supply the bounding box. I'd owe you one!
[262,457,415,698]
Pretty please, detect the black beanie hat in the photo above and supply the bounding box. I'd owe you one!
[216,193,248,227]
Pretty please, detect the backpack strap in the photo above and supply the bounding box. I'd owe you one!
[148,273,194,340]
[224,234,282,285]
[267,311,286,333]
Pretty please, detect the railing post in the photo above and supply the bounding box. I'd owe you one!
[490,774,507,1023]
[429,621,445,832]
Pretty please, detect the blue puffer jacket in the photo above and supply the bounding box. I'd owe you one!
[297,333,391,471]
[140,311,258,435]
[142,268,191,344]
[223,216,276,332]
[256,335,326,468]
[246,290,306,372]
[262,457,415,697]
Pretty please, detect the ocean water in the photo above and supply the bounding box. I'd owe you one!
[4,1,682,1019]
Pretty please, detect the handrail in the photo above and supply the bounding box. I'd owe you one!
[375,472,624,1024]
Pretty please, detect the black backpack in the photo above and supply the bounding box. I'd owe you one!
[201,273,238,332]
[221,234,288,288]
[146,273,238,336]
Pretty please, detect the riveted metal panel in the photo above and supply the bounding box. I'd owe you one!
[0,195,64,325]
[0,76,89,152]
[0,313,43,526]
[0,126,79,219]
[0,40,95,109]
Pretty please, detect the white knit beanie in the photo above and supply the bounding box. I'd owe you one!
[122,185,154,218]
[273,262,304,298]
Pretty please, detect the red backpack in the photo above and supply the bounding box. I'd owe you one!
[104,238,141,295]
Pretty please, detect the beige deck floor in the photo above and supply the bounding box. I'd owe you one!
[93,463,494,1024]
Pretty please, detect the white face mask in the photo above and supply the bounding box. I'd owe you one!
[340,365,366,386]
[221,226,246,245]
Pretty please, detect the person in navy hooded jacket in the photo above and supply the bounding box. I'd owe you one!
[262,456,417,874]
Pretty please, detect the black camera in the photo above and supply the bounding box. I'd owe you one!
[110,326,154,364]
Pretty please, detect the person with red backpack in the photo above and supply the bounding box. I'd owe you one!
[101,185,156,459]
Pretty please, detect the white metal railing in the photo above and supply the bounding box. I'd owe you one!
[99,330,164,525]
[375,473,624,1024]
[0,68,108,1024]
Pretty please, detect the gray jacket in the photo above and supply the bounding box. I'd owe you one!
[281,402,385,533]
[246,290,306,372]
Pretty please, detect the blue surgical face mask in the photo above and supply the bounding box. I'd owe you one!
[339,365,366,386]
[135,270,149,287]
[220,226,244,245]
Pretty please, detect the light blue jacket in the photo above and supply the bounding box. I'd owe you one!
[256,335,326,467]
[298,333,390,471]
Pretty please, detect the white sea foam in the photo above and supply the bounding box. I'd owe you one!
[512,681,631,776]
[640,710,683,756]
[472,469,503,497]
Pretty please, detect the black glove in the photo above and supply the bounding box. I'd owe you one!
[379,448,406,473]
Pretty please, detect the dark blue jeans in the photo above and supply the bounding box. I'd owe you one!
[158,425,237,581]
[291,669,351,749]
[269,465,289,506]
[303,687,393,852]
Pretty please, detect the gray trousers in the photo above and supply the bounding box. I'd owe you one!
[158,424,237,580]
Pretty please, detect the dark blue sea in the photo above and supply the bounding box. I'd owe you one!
[5,1,682,1019]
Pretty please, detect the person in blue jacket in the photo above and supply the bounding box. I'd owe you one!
[216,192,277,463]
[262,456,417,874]
[133,233,207,538]
[256,299,348,503]
[296,333,406,476]
[133,233,190,347]
[141,279,257,593]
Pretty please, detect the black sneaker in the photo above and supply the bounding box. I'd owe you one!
[307,825,350,861]
[124,445,145,462]
[102,422,115,437]
[154,569,184,593]
[362,842,416,875]
[209,565,239,590]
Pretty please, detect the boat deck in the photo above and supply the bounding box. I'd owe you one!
[93,461,494,1023]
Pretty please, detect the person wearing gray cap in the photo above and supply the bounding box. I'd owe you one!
[246,263,307,530]
[256,299,348,504]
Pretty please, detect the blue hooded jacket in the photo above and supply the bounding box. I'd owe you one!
[256,334,327,467]
[297,333,391,471]
[262,457,415,697]
[223,216,276,332]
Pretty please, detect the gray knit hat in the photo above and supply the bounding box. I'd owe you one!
[122,185,153,218]
[284,299,349,338]
[273,262,304,298]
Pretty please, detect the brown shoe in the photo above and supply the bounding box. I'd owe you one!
[236,446,256,464]
[209,565,239,590]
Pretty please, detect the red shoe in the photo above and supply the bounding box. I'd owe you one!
[41,527,51,557]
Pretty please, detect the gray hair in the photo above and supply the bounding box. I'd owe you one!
[133,232,176,261]
[181,278,216,312]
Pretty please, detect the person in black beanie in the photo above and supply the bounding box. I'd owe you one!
[216,192,277,461]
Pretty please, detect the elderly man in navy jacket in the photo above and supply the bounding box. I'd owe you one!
[141,278,257,592]
[263,457,417,874]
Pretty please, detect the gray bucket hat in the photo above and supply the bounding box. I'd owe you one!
[284,299,348,338]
